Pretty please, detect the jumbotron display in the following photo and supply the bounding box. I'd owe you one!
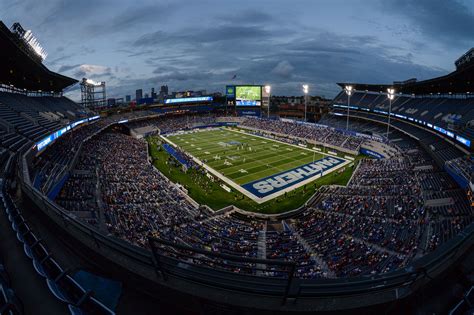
[235,85,262,106]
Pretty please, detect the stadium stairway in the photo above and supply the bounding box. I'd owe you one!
[256,222,267,275]
[284,221,336,278]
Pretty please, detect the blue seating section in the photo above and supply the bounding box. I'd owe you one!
[0,92,84,153]
[333,90,474,140]
[329,108,465,164]
[0,181,115,315]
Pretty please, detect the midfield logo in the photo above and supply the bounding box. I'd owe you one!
[242,156,345,198]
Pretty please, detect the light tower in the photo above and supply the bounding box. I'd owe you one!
[345,85,353,130]
[303,84,309,122]
[80,78,106,109]
[386,88,396,139]
[264,85,271,118]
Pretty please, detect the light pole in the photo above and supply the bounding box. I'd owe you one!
[386,88,395,139]
[303,84,309,122]
[345,85,353,130]
[265,85,271,118]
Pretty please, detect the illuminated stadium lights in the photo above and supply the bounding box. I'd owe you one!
[302,84,309,94]
[85,79,103,87]
[344,85,353,130]
[302,84,309,121]
[386,88,396,138]
[264,85,271,95]
[81,78,106,108]
[23,30,47,61]
[264,85,271,118]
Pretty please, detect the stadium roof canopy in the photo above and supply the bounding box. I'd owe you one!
[0,21,77,92]
[337,49,474,95]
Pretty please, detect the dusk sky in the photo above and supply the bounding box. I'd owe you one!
[3,0,474,100]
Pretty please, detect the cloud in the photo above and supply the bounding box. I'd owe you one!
[57,64,81,72]
[385,0,474,46]
[71,64,112,79]
[133,24,277,47]
[104,27,446,99]
[272,60,294,78]
[84,3,179,36]
[218,9,274,25]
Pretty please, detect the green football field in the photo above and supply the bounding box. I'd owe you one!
[166,128,325,186]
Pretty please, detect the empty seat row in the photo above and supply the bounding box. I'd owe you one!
[1,182,115,315]
[0,180,23,315]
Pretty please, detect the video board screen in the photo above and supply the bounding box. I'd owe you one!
[236,86,262,106]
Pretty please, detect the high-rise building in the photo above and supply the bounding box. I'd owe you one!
[151,88,157,99]
[160,85,168,96]
[136,89,143,100]
[125,95,131,102]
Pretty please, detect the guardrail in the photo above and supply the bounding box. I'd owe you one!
[148,237,296,304]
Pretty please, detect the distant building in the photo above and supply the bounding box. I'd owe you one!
[151,88,157,99]
[273,95,331,122]
[160,85,168,96]
[125,95,131,102]
[135,89,143,101]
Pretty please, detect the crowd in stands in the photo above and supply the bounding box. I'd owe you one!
[240,117,364,151]
[30,119,110,194]
[126,114,218,134]
[27,112,472,280]
[59,132,200,247]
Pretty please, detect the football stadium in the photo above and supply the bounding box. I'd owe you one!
[1,3,474,315]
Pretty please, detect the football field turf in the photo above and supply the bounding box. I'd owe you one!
[164,128,349,202]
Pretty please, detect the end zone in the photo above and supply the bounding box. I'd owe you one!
[242,156,347,199]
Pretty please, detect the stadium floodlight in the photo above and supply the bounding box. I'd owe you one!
[85,79,103,87]
[302,84,309,94]
[265,85,271,118]
[303,85,309,121]
[23,29,48,61]
[386,88,396,139]
[344,85,353,130]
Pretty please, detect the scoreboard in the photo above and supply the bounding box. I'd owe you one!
[226,85,263,107]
